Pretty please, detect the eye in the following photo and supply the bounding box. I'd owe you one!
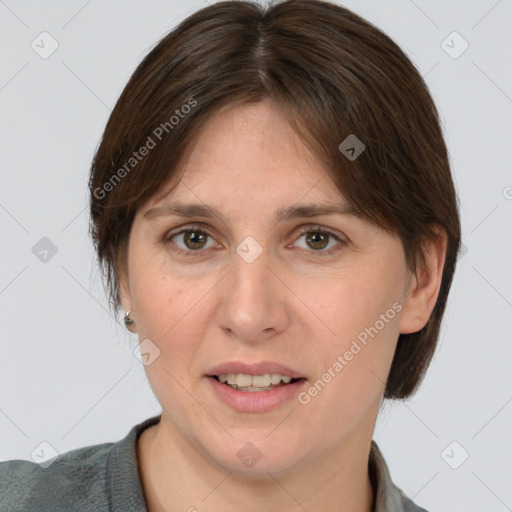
[163,225,218,255]
[292,226,346,255]
[163,224,346,257]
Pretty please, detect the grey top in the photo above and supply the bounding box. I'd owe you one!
[0,415,429,512]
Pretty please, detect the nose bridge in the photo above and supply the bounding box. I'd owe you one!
[231,237,273,309]
[216,236,288,341]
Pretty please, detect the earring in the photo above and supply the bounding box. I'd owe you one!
[124,311,135,329]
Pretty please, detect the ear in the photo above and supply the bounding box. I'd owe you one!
[399,227,447,335]
[117,246,133,316]
[119,264,131,313]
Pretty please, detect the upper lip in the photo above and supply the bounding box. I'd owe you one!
[207,361,305,379]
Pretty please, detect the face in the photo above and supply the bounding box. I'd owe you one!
[120,99,422,476]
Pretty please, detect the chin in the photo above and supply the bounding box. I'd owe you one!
[205,435,306,479]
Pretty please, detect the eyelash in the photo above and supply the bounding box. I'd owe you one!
[162,223,346,257]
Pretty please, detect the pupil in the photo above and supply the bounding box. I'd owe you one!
[307,231,328,250]
[186,231,206,249]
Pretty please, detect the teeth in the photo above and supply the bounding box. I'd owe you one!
[252,375,269,387]
[270,374,282,385]
[236,374,253,387]
[217,373,295,389]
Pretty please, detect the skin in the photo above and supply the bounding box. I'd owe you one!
[119,98,446,512]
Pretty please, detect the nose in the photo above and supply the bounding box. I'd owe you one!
[215,241,291,343]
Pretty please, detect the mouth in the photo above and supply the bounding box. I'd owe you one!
[206,362,307,412]
[210,373,305,392]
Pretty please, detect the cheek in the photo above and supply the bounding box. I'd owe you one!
[130,260,216,360]
[130,268,210,415]
[131,271,174,337]
[129,245,186,325]
[302,264,404,403]
[308,266,403,347]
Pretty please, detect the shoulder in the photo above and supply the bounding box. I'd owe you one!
[0,441,114,512]
[396,487,431,512]
[0,415,160,512]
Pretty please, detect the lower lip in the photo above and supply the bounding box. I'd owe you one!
[207,376,307,413]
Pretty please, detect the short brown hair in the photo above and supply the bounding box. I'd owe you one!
[88,0,461,400]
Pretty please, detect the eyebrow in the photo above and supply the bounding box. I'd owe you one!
[143,202,361,224]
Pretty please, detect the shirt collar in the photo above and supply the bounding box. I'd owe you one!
[369,439,412,511]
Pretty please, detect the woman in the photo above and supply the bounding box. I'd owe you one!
[0,0,460,510]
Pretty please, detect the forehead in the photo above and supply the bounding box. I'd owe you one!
[146,100,347,211]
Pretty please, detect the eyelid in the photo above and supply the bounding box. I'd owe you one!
[163,223,217,241]
[293,224,346,241]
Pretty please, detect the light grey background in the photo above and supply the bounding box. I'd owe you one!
[1,0,511,510]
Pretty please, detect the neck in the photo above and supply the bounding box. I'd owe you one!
[137,418,375,512]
